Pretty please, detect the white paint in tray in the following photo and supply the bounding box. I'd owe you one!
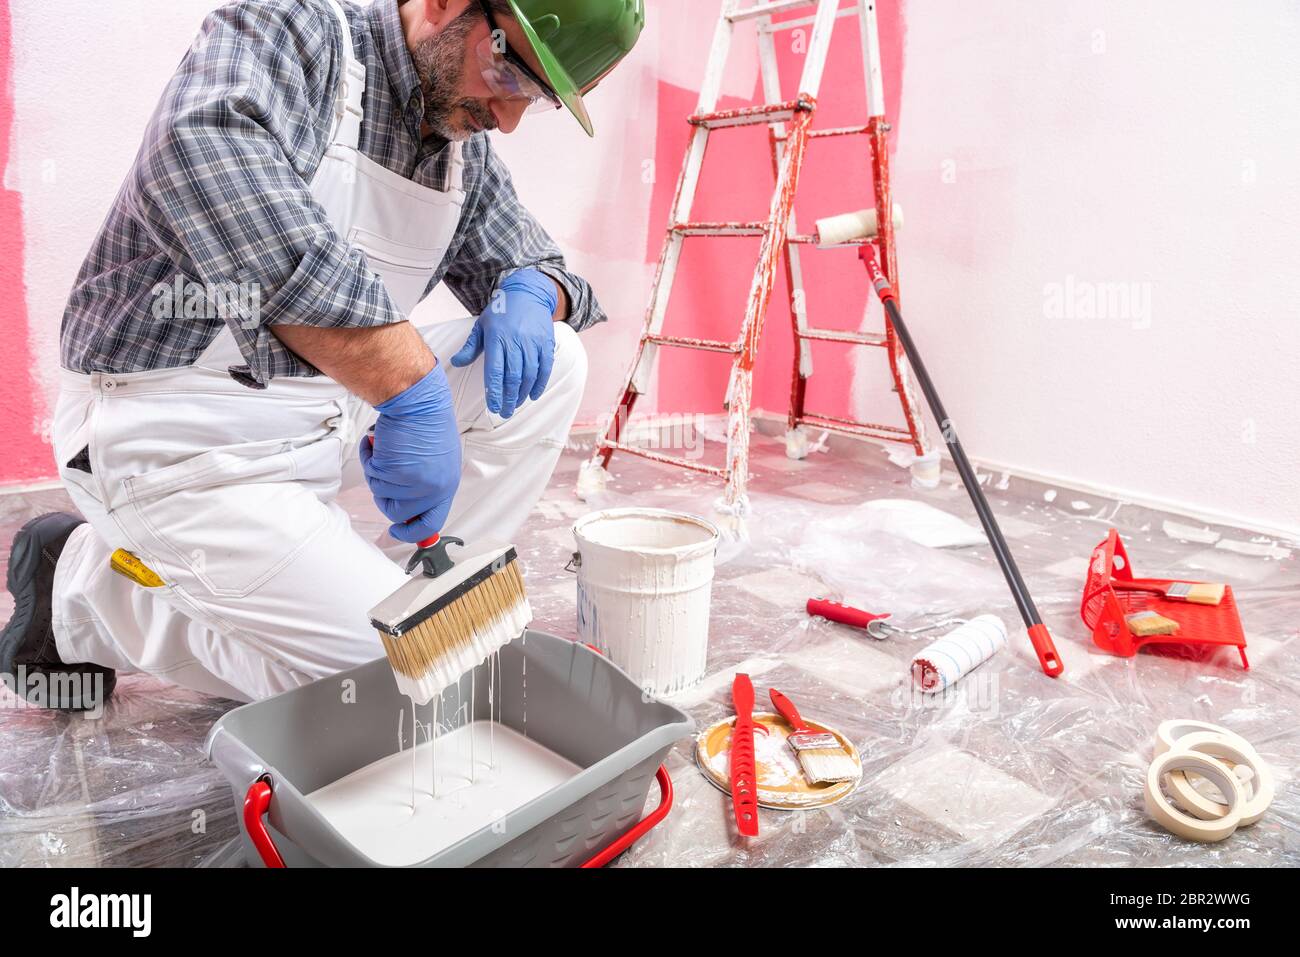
[305,722,580,866]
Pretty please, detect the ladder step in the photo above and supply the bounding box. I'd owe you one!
[601,440,728,478]
[727,0,817,24]
[798,328,888,346]
[775,124,870,142]
[788,233,873,246]
[645,334,740,354]
[689,98,812,129]
[795,413,914,442]
[672,221,769,237]
[759,4,859,32]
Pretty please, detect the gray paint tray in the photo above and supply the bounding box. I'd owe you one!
[206,630,693,867]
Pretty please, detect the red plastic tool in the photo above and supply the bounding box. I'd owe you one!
[861,245,1064,678]
[806,598,891,631]
[729,674,760,837]
[769,688,839,751]
[1080,528,1248,668]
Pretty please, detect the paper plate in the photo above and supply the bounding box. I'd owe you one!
[695,711,861,809]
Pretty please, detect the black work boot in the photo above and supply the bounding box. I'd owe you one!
[0,512,116,712]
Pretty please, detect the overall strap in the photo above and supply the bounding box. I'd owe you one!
[321,0,365,149]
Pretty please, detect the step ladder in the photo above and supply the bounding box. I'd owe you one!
[584,0,930,511]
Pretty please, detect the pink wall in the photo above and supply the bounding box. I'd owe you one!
[648,1,907,426]
[7,1,1297,536]
[0,2,49,485]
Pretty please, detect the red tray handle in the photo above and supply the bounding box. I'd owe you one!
[578,641,675,867]
[243,778,286,869]
[246,645,673,870]
[581,765,674,869]
[243,765,672,870]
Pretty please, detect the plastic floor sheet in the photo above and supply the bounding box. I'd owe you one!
[2,430,1297,867]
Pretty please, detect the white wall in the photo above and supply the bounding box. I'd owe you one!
[878,0,1300,537]
[11,1,1300,536]
[10,0,663,425]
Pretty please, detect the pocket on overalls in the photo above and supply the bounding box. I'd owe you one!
[52,387,109,511]
[120,432,342,599]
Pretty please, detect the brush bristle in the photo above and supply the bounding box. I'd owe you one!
[1185,582,1225,606]
[377,558,530,705]
[797,748,858,785]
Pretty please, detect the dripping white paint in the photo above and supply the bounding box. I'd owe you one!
[306,648,581,865]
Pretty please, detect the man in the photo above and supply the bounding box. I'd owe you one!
[0,0,645,709]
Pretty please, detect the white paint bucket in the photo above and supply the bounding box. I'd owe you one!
[572,508,719,697]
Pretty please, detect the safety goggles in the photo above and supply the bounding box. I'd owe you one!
[475,0,563,113]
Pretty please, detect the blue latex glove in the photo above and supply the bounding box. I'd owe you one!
[450,268,559,419]
[358,363,462,544]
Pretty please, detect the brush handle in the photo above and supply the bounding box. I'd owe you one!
[768,688,813,734]
[807,598,890,630]
[730,674,759,838]
[367,432,439,550]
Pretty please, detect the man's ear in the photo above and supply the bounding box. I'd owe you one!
[418,0,460,31]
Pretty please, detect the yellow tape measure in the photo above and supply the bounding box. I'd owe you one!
[109,549,165,588]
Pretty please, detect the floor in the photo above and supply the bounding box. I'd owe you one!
[2,427,1297,867]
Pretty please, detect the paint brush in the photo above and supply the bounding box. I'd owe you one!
[768,688,858,785]
[1112,580,1226,606]
[368,539,531,705]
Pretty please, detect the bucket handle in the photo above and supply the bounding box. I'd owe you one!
[243,777,286,869]
[564,551,581,572]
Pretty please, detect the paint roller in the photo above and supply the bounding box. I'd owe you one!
[910,615,1008,692]
[814,204,903,246]
[816,207,1065,678]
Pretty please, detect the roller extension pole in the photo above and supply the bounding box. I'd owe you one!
[861,245,1064,677]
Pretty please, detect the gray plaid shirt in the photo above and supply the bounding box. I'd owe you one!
[60,0,605,389]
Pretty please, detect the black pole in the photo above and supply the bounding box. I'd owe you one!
[862,246,1062,676]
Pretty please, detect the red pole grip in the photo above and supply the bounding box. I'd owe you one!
[806,598,890,630]
[860,244,896,303]
[1027,624,1064,677]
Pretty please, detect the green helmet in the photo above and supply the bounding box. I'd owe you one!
[507,0,645,136]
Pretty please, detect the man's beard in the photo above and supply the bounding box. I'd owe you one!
[411,11,497,140]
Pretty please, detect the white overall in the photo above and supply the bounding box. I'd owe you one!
[49,0,586,702]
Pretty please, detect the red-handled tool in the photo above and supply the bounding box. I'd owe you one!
[768,689,840,751]
[806,598,891,631]
[730,674,759,837]
[367,430,461,577]
[861,245,1064,678]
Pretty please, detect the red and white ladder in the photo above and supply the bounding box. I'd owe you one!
[583,0,930,511]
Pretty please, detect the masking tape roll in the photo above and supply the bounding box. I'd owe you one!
[1144,751,1244,843]
[1165,731,1273,826]
[1154,718,1251,756]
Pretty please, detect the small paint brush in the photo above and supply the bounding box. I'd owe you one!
[768,688,857,785]
[1113,580,1226,606]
